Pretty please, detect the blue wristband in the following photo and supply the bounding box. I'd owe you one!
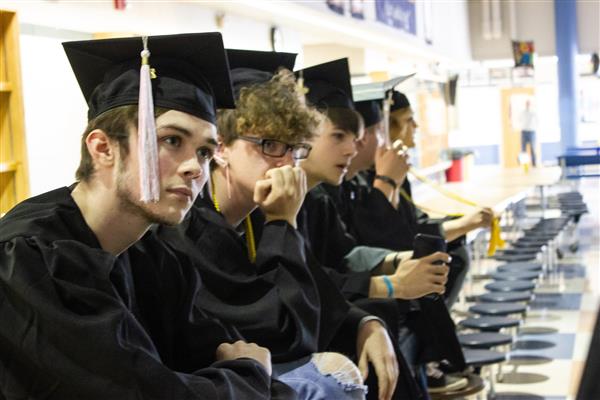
[382,276,394,298]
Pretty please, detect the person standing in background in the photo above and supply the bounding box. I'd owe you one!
[519,99,538,167]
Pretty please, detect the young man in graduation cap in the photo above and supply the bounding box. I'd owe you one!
[314,85,487,392]
[384,90,494,307]
[295,65,472,395]
[0,33,296,399]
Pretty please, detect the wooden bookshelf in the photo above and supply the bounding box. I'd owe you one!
[1,9,29,215]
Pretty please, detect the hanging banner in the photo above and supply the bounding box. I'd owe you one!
[350,0,365,20]
[326,0,345,15]
[375,0,416,35]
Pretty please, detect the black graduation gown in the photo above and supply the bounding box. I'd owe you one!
[153,193,359,364]
[577,305,600,400]
[0,187,290,400]
[304,184,466,371]
[250,208,423,400]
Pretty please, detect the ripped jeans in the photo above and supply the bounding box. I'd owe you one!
[278,353,367,400]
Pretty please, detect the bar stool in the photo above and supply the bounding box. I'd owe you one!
[497,262,542,273]
[476,291,534,303]
[493,253,538,262]
[512,239,548,247]
[459,332,513,349]
[459,316,521,332]
[428,374,485,400]
[469,302,528,318]
[490,271,540,281]
[462,349,507,398]
[485,280,536,292]
[496,247,540,256]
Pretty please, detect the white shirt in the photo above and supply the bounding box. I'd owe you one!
[520,108,537,131]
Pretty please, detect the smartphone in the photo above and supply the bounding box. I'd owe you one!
[412,233,447,299]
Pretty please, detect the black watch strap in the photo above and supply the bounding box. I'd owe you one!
[374,174,397,190]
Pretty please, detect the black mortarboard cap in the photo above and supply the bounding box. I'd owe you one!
[297,58,354,110]
[390,90,411,112]
[63,32,235,123]
[226,49,297,99]
[355,100,383,127]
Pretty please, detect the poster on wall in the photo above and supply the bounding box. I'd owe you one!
[375,0,416,35]
[512,40,535,68]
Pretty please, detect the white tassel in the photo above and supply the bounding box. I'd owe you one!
[138,36,160,203]
[383,90,393,149]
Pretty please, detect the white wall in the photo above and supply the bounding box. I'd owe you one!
[451,86,502,148]
[577,0,600,54]
[469,0,599,60]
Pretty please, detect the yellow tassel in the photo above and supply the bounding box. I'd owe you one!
[244,216,257,263]
[211,175,256,263]
[406,168,505,254]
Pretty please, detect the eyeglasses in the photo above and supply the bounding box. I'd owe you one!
[236,135,312,160]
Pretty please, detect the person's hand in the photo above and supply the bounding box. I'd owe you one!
[374,139,409,184]
[390,252,450,299]
[216,340,272,376]
[356,320,398,400]
[254,166,307,228]
[460,207,494,231]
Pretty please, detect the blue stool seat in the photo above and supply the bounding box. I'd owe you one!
[459,316,521,331]
[469,302,528,316]
[523,232,557,239]
[463,348,507,367]
[515,238,549,245]
[497,262,543,272]
[477,291,534,303]
[494,253,537,262]
[485,280,536,292]
[458,332,513,349]
[497,248,539,256]
[491,271,540,281]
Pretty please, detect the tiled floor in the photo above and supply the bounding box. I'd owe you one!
[455,177,599,400]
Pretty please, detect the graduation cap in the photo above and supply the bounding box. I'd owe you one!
[63,32,234,122]
[351,74,415,147]
[354,100,382,128]
[226,49,297,99]
[63,33,234,203]
[390,91,411,112]
[296,58,354,110]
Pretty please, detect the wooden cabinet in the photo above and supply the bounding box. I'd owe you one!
[1,9,29,215]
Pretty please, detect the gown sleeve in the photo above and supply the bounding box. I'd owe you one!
[160,208,322,364]
[0,236,278,400]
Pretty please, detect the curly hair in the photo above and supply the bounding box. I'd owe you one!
[218,69,323,145]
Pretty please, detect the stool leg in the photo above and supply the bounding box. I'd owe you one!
[486,365,496,399]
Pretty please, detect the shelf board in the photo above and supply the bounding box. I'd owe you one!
[0,81,12,93]
[0,161,19,173]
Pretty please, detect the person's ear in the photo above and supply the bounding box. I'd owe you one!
[213,135,228,167]
[86,129,117,168]
[355,133,368,149]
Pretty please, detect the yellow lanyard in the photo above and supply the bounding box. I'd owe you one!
[210,176,257,263]
[404,169,505,256]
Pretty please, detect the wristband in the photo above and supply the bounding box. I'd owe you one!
[374,174,397,190]
[382,275,394,298]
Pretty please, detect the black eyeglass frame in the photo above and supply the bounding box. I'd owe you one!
[236,135,312,160]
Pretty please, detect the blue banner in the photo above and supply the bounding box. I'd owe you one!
[375,0,416,35]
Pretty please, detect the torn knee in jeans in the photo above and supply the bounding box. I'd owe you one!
[311,352,364,386]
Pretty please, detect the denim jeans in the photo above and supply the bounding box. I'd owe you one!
[279,358,367,400]
[521,130,537,166]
